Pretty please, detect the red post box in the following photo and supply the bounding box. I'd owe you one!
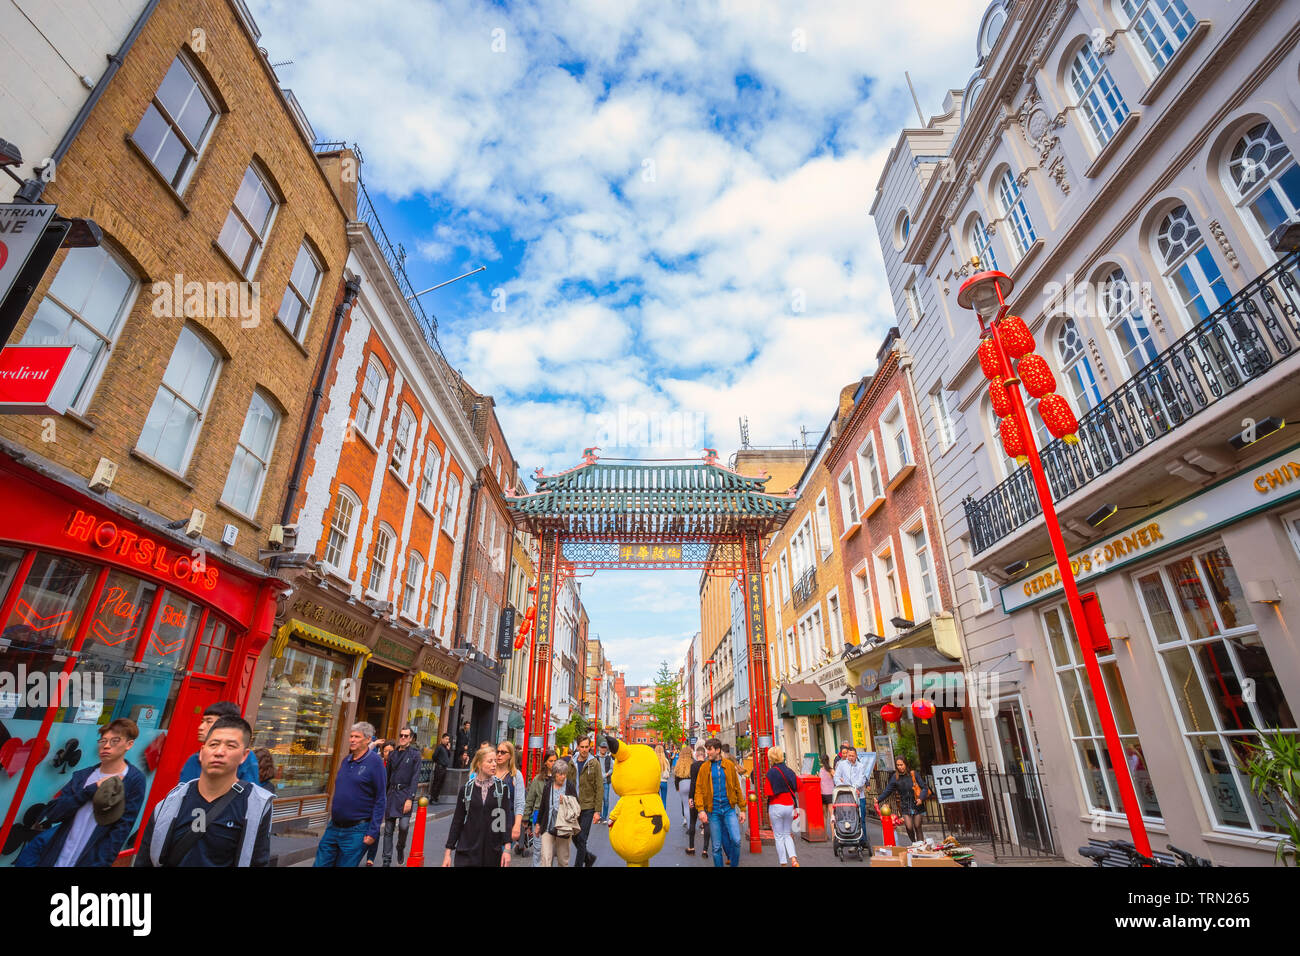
[796,774,826,842]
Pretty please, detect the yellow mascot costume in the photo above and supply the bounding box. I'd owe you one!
[605,736,668,867]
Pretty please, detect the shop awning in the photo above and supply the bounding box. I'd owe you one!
[411,670,458,698]
[274,619,373,664]
[879,646,959,674]
[820,699,849,721]
[507,711,525,730]
[777,682,826,717]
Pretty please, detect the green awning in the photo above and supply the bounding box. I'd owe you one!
[820,699,849,722]
[777,682,826,717]
[507,711,525,730]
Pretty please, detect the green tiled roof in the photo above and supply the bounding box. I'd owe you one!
[505,458,795,537]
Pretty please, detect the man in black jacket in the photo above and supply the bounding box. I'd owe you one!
[431,733,453,803]
[382,727,422,866]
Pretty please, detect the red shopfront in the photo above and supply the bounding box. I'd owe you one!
[0,455,281,862]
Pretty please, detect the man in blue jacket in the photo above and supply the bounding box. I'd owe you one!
[381,726,421,866]
[314,721,386,867]
[178,700,260,786]
[16,718,146,867]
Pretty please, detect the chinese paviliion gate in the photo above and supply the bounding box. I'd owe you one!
[503,449,795,798]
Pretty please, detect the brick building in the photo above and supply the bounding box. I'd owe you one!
[0,0,349,859]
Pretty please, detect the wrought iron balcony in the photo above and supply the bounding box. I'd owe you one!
[791,565,817,608]
[965,247,1300,555]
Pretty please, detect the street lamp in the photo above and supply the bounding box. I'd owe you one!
[959,267,1153,858]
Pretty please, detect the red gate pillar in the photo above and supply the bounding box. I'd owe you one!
[743,531,774,853]
[523,530,560,781]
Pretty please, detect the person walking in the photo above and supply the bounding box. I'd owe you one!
[685,744,710,856]
[524,749,559,867]
[763,746,801,867]
[672,746,694,831]
[535,759,581,866]
[16,719,146,867]
[818,753,834,815]
[495,740,525,846]
[569,737,602,867]
[694,738,745,867]
[456,720,472,761]
[654,743,670,808]
[833,745,872,852]
[136,717,273,867]
[876,756,929,844]
[315,722,386,867]
[179,701,260,786]
[431,733,453,803]
[381,727,421,866]
[442,745,511,867]
[595,740,615,815]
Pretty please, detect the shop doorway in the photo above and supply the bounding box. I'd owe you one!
[359,662,403,743]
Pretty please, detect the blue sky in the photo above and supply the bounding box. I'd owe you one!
[250,0,990,681]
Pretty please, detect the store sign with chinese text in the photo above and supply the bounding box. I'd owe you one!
[618,543,684,563]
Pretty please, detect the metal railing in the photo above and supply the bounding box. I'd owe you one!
[791,565,817,608]
[966,247,1300,554]
[355,180,441,350]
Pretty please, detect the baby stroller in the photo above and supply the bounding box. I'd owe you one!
[831,785,866,861]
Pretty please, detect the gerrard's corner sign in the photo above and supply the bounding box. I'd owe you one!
[1000,442,1300,613]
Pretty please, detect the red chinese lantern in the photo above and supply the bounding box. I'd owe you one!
[998,315,1035,358]
[978,337,1003,380]
[1016,353,1056,399]
[988,378,1011,418]
[911,699,936,723]
[880,702,902,724]
[1038,392,1080,444]
[999,415,1028,464]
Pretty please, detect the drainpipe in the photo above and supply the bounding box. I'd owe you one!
[17,0,163,202]
[274,276,362,569]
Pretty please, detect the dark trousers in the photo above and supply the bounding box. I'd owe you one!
[382,812,411,865]
[572,809,595,866]
[431,763,448,802]
[687,811,710,852]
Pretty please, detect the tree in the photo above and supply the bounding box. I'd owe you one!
[554,712,589,753]
[646,660,686,748]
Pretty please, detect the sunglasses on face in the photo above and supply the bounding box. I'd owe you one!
[399,733,411,738]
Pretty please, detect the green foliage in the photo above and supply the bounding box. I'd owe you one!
[646,660,686,747]
[554,712,589,753]
[736,734,751,758]
[894,722,919,770]
[1239,729,1300,866]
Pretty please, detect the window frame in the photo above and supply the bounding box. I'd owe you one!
[1054,317,1103,413]
[1225,120,1300,258]
[130,52,220,194]
[837,466,860,529]
[419,444,441,511]
[931,384,956,451]
[969,214,999,271]
[274,239,324,342]
[1154,204,1231,327]
[323,485,361,577]
[441,472,461,534]
[220,389,281,519]
[355,355,387,446]
[135,324,222,475]
[368,523,395,600]
[880,393,914,481]
[217,161,279,278]
[902,510,939,622]
[996,169,1036,257]
[1117,0,1196,78]
[402,551,424,620]
[1068,42,1130,150]
[814,492,833,560]
[392,405,416,478]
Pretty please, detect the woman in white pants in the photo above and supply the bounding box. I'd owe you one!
[764,746,801,866]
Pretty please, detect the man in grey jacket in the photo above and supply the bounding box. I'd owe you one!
[136,717,273,867]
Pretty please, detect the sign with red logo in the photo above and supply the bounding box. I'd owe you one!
[0,344,75,414]
[0,203,56,304]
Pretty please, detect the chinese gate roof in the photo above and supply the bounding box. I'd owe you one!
[504,452,796,538]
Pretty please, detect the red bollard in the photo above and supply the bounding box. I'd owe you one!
[406,797,428,867]
[880,807,895,847]
[747,786,761,854]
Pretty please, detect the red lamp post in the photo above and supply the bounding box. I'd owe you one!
[958,267,1153,858]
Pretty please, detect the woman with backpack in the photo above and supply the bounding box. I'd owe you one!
[763,746,801,867]
[535,759,581,866]
[442,745,511,867]
[875,756,930,844]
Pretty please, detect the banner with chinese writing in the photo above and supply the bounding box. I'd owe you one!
[745,572,765,646]
[535,571,553,647]
[618,543,684,563]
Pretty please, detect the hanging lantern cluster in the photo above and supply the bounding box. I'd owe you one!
[982,315,1081,463]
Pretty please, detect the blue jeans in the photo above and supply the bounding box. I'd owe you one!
[314,821,369,867]
[858,797,872,849]
[708,806,741,867]
[603,782,614,815]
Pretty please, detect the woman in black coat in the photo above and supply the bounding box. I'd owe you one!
[442,745,511,867]
[875,756,930,844]
[684,744,711,856]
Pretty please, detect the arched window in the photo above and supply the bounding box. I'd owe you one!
[392,405,416,474]
[1227,121,1300,242]
[1155,204,1230,323]
[1069,44,1130,148]
[1117,0,1196,75]
[369,523,395,597]
[402,551,424,618]
[969,215,998,271]
[355,355,387,444]
[979,3,1008,57]
[1101,268,1158,377]
[428,572,448,631]
[1055,318,1103,412]
[997,170,1036,255]
[324,486,360,573]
